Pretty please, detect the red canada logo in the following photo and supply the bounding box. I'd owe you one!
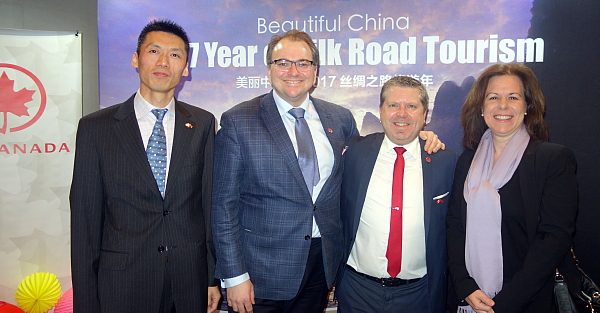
[0,63,47,134]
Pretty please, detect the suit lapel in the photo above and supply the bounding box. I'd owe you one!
[260,92,309,197]
[112,95,158,195]
[419,139,433,243]
[313,99,344,175]
[165,101,195,199]
[312,97,351,204]
[518,139,540,244]
[351,133,385,233]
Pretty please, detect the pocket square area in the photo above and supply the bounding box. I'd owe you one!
[432,192,449,200]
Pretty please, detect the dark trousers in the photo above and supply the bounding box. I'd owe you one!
[228,238,329,313]
[336,266,429,313]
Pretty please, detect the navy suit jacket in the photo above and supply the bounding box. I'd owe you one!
[337,133,457,313]
[70,95,216,313]
[212,91,358,300]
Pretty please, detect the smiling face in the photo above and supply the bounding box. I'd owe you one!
[131,31,189,105]
[380,86,427,146]
[267,38,317,107]
[483,75,527,142]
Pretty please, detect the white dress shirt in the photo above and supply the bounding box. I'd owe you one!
[347,136,427,279]
[134,91,176,189]
[221,91,334,288]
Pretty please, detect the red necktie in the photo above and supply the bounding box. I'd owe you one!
[386,146,406,278]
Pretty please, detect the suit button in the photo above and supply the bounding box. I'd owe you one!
[313,206,317,211]
[305,235,311,240]
[163,210,170,216]
[158,246,165,252]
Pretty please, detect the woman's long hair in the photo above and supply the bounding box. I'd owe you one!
[461,64,549,150]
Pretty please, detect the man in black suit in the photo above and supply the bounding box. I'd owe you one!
[336,76,457,312]
[70,20,219,313]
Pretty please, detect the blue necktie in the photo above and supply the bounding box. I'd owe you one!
[147,109,168,198]
[288,108,320,196]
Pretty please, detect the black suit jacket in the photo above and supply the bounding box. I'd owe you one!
[337,133,457,312]
[447,139,578,312]
[70,94,216,313]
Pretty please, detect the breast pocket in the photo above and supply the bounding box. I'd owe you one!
[432,192,450,204]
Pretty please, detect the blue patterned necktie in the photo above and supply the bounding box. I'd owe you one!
[147,109,168,198]
[288,108,320,196]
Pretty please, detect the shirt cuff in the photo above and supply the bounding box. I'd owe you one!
[220,273,250,288]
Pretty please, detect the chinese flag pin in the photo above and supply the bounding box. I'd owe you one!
[328,128,333,133]
[185,123,193,128]
[436,199,444,204]
[426,157,431,162]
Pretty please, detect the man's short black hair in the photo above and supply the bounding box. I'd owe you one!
[136,19,190,59]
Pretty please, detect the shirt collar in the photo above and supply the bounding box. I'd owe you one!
[134,90,176,119]
[381,134,421,159]
[272,90,316,120]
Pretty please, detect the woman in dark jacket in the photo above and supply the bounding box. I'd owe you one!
[446,63,578,313]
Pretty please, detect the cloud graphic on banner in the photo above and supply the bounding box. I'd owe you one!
[0,155,22,194]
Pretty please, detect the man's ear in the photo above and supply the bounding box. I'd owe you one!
[182,62,189,77]
[131,53,139,69]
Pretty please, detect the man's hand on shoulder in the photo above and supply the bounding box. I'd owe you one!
[419,130,445,154]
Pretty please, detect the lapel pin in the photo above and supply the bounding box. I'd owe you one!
[185,123,193,128]
[425,157,431,163]
[328,128,333,133]
[436,199,444,204]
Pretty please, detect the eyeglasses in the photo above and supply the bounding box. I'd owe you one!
[269,59,314,72]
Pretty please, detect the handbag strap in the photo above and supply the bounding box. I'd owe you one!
[569,248,600,311]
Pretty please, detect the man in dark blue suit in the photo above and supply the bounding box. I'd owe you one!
[336,76,457,313]
[212,31,443,313]
[70,20,220,313]
[212,30,358,313]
